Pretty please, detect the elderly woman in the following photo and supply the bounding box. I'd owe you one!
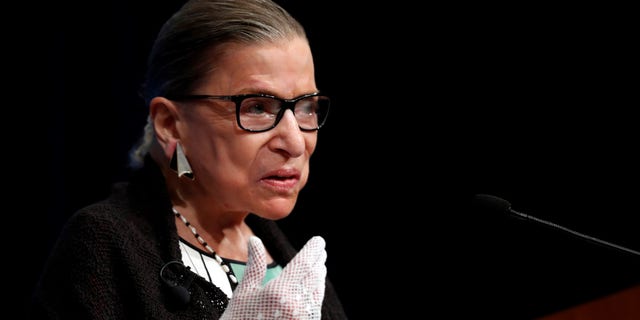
[30,0,347,319]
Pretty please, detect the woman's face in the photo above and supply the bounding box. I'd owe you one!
[176,38,320,220]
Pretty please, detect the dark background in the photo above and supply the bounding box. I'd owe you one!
[13,1,639,318]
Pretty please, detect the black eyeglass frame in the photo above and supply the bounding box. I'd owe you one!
[168,92,330,132]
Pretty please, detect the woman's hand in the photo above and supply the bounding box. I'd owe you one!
[220,236,327,319]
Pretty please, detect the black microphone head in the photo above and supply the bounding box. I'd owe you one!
[473,193,512,213]
[167,285,191,306]
[160,260,192,308]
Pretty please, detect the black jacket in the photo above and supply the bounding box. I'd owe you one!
[30,157,347,319]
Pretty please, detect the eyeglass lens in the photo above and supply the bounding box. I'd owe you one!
[239,95,329,131]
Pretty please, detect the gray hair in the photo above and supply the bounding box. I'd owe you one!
[129,0,308,168]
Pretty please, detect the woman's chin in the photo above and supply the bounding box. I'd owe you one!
[252,202,297,220]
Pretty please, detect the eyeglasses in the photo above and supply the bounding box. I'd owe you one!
[169,92,330,132]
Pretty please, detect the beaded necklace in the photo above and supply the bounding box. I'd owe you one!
[173,207,239,288]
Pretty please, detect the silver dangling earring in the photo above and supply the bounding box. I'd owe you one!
[170,142,194,180]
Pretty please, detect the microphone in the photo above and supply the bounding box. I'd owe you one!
[160,260,194,307]
[473,193,640,257]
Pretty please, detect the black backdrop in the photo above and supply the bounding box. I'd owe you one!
[15,1,640,318]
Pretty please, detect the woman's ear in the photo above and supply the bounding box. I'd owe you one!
[150,97,180,159]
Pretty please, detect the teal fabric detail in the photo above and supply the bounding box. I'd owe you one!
[230,262,283,285]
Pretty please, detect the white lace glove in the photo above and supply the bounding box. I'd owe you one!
[220,236,327,320]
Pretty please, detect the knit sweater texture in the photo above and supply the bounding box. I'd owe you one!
[30,157,348,319]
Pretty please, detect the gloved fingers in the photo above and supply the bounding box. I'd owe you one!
[279,236,326,283]
[300,248,327,306]
[235,235,267,293]
[301,249,326,293]
[272,245,326,320]
[222,236,326,320]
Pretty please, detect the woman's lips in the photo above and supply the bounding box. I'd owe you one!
[260,168,301,191]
